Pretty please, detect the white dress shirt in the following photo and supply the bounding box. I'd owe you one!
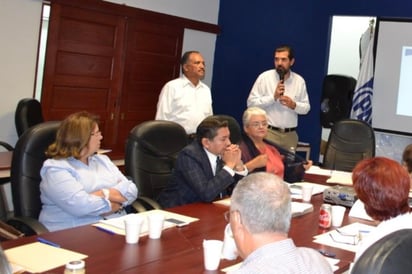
[39,154,138,232]
[155,75,213,134]
[354,212,412,261]
[231,238,332,274]
[247,69,310,128]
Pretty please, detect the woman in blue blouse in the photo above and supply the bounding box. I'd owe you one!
[39,111,138,231]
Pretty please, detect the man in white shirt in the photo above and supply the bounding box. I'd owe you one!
[155,51,213,137]
[247,45,310,150]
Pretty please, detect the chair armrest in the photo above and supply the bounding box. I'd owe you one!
[0,141,13,151]
[6,216,48,236]
[0,220,24,240]
[131,200,147,213]
[131,197,162,213]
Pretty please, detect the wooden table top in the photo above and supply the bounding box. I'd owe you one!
[2,173,373,273]
[0,151,12,171]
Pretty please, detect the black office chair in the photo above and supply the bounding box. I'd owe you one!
[323,119,375,172]
[352,229,412,274]
[7,121,60,236]
[213,114,242,144]
[15,98,44,137]
[0,194,7,223]
[125,120,188,211]
[0,143,25,241]
[0,194,21,241]
[320,74,357,128]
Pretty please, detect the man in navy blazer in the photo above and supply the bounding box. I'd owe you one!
[158,117,248,208]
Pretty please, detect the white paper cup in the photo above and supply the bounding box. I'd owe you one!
[301,184,313,203]
[331,205,346,227]
[203,239,223,270]
[148,212,165,239]
[222,224,238,260]
[124,215,144,244]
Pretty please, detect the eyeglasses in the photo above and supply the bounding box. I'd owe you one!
[329,228,361,245]
[91,130,102,136]
[248,121,269,128]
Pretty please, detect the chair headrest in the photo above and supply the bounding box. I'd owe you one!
[15,98,44,137]
[352,229,412,274]
[128,120,188,156]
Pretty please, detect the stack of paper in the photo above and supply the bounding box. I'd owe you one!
[348,200,373,221]
[305,165,333,176]
[291,202,313,217]
[95,209,199,235]
[214,198,313,218]
[305,165,353,186]
[289,182,330,199]
[326,170,353,185]
[5,242,87,273]
[213,198,231,207]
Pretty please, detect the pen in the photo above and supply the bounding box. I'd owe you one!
[37,237,61,248]
[318,249,336,258]
[95,226,115,235]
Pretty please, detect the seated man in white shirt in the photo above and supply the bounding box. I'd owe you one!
[228,172,332,274]
[155,51,213,138]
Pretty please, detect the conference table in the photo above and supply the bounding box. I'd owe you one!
[2,173,373,273]
[0,151,12,178]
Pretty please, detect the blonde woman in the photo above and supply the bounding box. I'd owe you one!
[39,111,138,232]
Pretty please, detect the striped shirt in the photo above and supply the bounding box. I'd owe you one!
[231,238,332,274]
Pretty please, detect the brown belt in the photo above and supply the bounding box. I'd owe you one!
[268,125,297,133]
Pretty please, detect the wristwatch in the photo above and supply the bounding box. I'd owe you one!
[102,188,110,200]
[234,161,245,171]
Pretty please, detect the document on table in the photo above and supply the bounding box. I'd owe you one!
[326,170,353,185]
[214,198,314,217]
[5,242,87,273]
[304,165,333,176]
[348,200,373,221]
[289,182,330,199]
[290,202,313,217]
[96,209,199,235]
[305,166,353,185]
[213,197,231,207]
[313,222,375,252]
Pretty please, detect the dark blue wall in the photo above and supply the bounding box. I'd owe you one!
[212,0,412,161]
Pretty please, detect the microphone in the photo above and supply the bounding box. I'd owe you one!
[276,67,285,96]
[276,67,285,82]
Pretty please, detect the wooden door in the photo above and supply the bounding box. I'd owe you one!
[41,0,218,158]
[116,18,183,154]
[41,3,126,152]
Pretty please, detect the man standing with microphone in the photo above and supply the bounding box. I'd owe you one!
[247,45,310,151]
